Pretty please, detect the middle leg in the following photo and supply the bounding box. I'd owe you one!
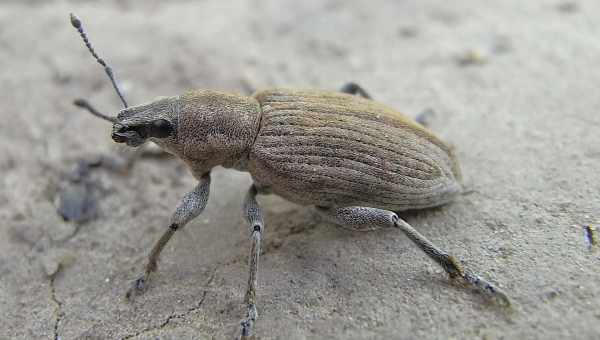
[240,185,265,339]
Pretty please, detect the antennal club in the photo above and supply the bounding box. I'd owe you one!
[70,13,129,108]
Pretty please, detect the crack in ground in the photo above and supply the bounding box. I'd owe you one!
[122,269,217,340]
[49,274,64,340]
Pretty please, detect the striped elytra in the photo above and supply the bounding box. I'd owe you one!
[248,89,462,211]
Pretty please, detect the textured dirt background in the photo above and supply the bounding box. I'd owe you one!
[1,1,599,339]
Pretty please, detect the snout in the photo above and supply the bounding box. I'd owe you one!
[111,123,129,143]
[111,123,145,147]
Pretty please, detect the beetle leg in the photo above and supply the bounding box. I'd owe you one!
[340,82,372,99]
[240,185,264,339]
[125,173,211,300]
[316,206,510,306]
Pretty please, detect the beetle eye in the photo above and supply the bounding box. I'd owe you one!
[148,119,172,138]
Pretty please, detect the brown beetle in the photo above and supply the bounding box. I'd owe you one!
[69,13,508,339]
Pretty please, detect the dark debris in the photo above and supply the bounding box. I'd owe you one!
[55,160,100,223]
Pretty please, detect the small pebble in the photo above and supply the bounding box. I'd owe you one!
[457,49,487,67]
[557,2,578,13]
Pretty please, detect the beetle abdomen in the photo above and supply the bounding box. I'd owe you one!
[249,89,462,211]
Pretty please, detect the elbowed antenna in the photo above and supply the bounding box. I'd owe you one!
[70,13,128,109]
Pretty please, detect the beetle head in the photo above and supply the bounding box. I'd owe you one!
[112,96,179,148]
[71,13,176,149]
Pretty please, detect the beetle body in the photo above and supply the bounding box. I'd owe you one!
[81,85,508,338]
[69,13,508,339]
[123,88,462,212]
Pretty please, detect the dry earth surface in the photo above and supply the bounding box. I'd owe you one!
[1,0,599,339]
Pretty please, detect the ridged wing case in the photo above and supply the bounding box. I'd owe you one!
[249,89,462,211]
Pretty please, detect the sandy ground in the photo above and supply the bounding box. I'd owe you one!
[1,1,599,339]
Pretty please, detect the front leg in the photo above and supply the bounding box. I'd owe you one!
[317,206,510,306]
[126,173,211,300]
[240,185,264,339]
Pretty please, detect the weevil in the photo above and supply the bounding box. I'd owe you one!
[69,13,509,339]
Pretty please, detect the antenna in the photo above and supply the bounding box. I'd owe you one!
[73,98,117,123]
[70,13,129,108]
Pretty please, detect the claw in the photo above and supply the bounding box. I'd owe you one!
[135,277,147,290]
[461,270,511,307]
[240,304,258,339]
[240,319,255,340]
[125,275,149,300]
[241,319,253,337]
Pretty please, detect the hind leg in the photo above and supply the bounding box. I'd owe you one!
[316,206,510,305]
